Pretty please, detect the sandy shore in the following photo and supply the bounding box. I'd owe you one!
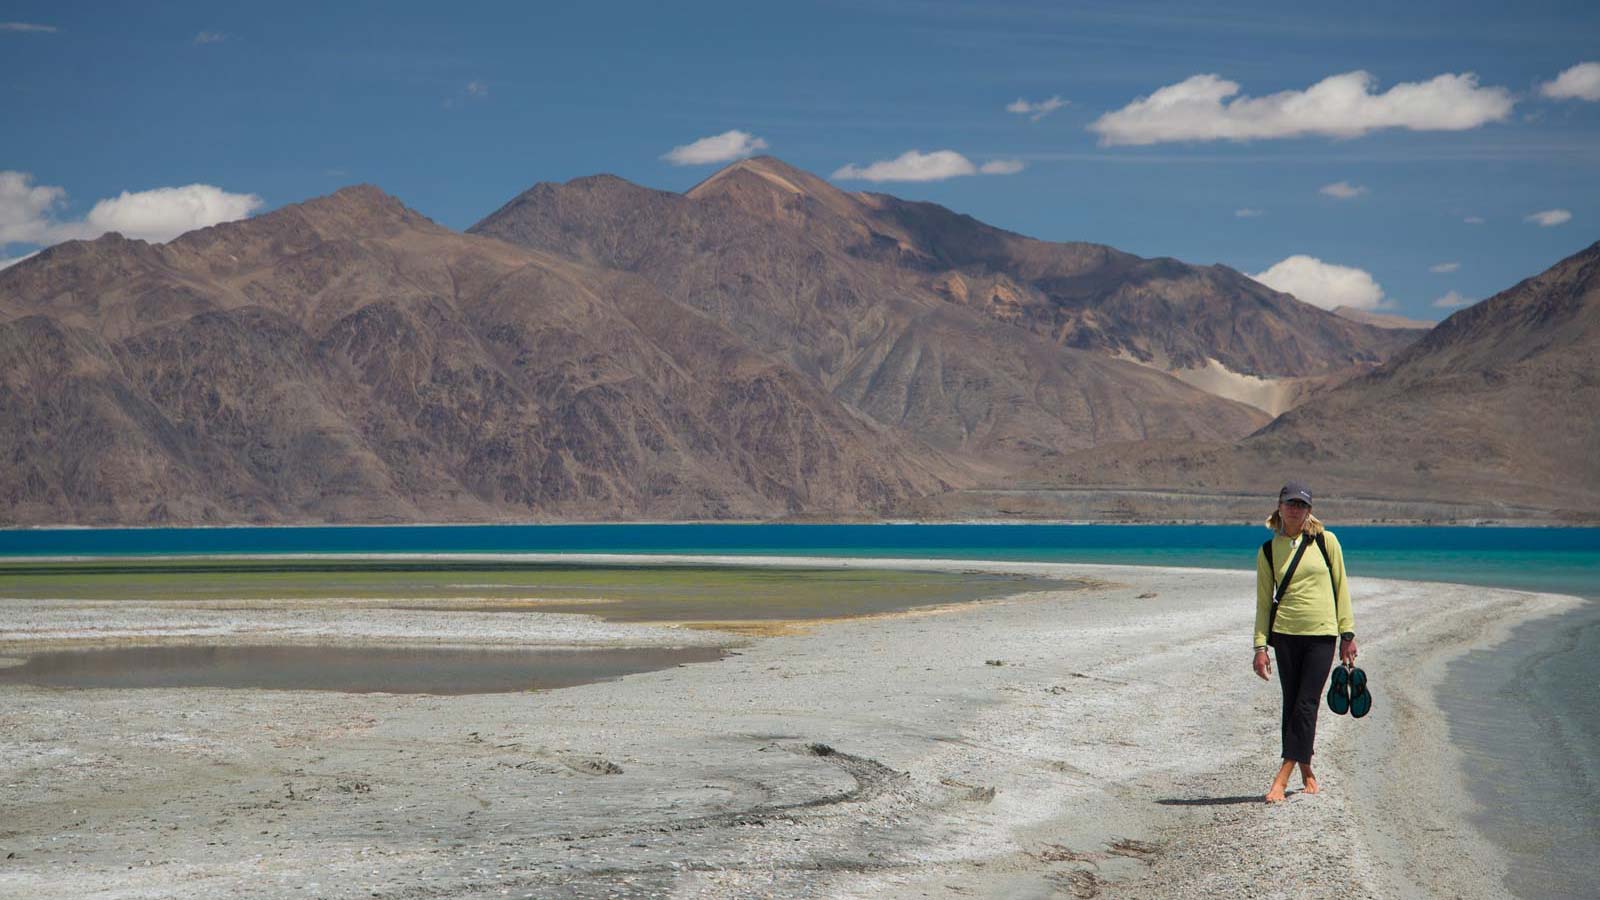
[0,557,1582,899]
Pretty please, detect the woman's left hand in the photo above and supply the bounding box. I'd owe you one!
[1340,636,1358,666]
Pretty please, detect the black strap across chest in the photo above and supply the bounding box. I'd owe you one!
[1263,533,1339,637]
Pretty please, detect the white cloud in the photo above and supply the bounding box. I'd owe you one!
[1319,181,1367,199]
[193,31,226,44]
[979,159,1025,175]
[1540,62,1600,102]
[1464,216,1485,224]
[832,152,1025,182]
[0,171,68,245]
[1007,95,1068,121]
[1432,290,1472,309]
[1,172,263,253]
[1090,70,1514,146]
[1429,261,1460,273]
[1235,208,1264,218]
[80,185,264,242]
[833,150,977,182]
[1251,255,1386,311]
[0,22,57,32]
[662,130,769,165]
[466,80,488,97]
[1,250,39,270]
[1524,209,1572,227]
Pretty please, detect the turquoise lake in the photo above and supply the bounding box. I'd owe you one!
[1,523,1595,598]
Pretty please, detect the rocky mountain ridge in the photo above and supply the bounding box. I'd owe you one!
[5,161,1579,525]
[477,157,1420,388]
[471,159,1278,471]
[969,240,1600,522]
[0,186,958,524]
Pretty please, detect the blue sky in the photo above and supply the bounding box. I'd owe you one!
[3,0,1597,320]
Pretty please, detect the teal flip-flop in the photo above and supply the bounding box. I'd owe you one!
[1327,664,1351,715]
[1348,666,1372,718]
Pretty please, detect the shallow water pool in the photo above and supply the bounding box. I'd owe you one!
[0,643,726,694]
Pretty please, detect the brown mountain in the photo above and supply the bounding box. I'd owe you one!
[976,240,1600,522]
[469,159,1299,473]
[0,162,1458,527]
[0,186,959,525]
[473,156,1420,422]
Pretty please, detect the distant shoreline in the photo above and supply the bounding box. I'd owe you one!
[3,517,1593,532]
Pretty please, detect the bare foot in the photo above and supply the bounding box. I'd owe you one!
[1299,762,1319,794]
[1265,761,1295,803]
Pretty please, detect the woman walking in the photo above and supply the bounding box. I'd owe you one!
[1253,481,1357,803]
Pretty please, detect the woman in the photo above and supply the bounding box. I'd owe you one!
[1252,481,1357,803]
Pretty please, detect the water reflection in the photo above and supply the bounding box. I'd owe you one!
[0,644,725,694]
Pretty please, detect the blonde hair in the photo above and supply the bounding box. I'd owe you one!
[1266,508,1324,536]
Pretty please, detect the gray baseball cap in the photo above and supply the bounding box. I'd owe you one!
[1279,481,1313,505]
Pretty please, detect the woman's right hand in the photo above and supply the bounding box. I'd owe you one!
[1253,649,1272,680]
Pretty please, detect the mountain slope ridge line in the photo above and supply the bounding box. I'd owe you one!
[6,168,1580,524]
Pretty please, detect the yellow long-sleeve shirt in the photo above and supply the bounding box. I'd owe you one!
[1254,528,1354,648]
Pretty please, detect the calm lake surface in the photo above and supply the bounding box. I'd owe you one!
[3,522,1595,895]
[2,522,1595,597]
[1436,598,1600,900]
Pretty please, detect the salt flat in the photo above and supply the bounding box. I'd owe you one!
[0,557,1578,899]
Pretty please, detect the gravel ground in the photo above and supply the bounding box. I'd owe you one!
[0,557,1579,899]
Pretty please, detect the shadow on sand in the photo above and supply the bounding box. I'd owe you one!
[1155,795,1265,807]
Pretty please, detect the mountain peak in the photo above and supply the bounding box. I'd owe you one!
[294,183,421,227]
[685,155,866,222]
[686,156,799,192]
[165,184,439,257]
[0,230,160,289]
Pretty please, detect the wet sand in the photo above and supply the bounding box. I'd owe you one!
[0,557,1581,899]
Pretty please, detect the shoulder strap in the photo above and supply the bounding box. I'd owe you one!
[1315,533,1335,591]
[1316,533,1340,627]
[1266,536,1314,637]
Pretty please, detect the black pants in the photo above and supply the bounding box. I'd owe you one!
[1269,633,1336,763]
